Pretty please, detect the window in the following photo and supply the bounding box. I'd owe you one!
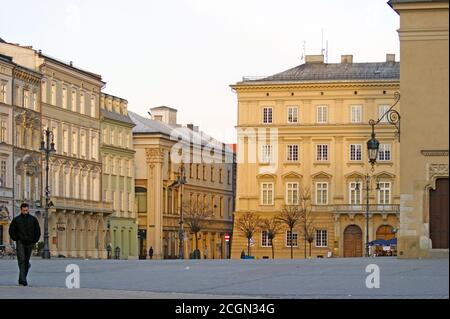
[196,164,200,179]
[211,167,215,182]
[227,170,231,184]
[23,90,29,108]
[219,197,224,217]
[71,90,76,111]
[203,165,206,181]
[316,105,328,123]
[378,105,390,123]
[349,182,362,205]
[80,92,85,114]
[110,129,114,144]
[51,126,58,152]
[32,92,37,110]
[351,105,362,123]
[286,182,299,205]
[0,118,7,143]
[25,175,32,200]
[63,130,69,154]
[102,127,108,144]
[286,144,299,162]
[350,144,362,161]
[118,130,122,147]
[260,144,273,163]
[261,182,274,205]
[378,182,391,205]
[0,82,6,103]
[65,171,71,198]
[74,173,80,199]
[316,182,328,205]
[261,231,272,247]
[92,135,98,160]
[51,83,56,105]
[286,231,298,247]
[62,87,67,109]
[0,159,7,187]
[90,96,96,117]
[219,169,223,183]
[111,157,115,175]
[316,144,328,161]
[263,107,273,124]
[378,144,391,161]
[80,132,86,157]
[72,131,78,155]
[287,107,298,123]
[315,230,328,247]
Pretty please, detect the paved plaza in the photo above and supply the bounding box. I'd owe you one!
[0,257,448,299]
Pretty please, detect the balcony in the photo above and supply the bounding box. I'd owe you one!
[334,204,400,213]
[52,196,113,214]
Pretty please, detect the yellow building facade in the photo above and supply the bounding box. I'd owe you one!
[389,0,449,258]
[231,54,401,259]
[130,107,234,259]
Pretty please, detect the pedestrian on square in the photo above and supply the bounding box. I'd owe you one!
[203,247,208,259]
[8,203,41,286]
[149,246,153,259]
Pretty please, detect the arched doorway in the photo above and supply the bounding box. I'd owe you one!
[430,178,449,249]
[376,225,395,241]
[344,225,363,257]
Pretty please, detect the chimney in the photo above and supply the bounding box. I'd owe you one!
[305,55,324,64]
[187,124,194,130]
[341,55,353,64]
[386,54,396,63]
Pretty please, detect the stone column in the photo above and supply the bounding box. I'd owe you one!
[145,148,165,259]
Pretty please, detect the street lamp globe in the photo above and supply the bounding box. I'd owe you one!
[367,132,380,166]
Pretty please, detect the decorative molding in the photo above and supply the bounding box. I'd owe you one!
[145,148,165,164]
[421,150,448,157]
[428,163,449,190]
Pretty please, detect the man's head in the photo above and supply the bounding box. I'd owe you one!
[20,203,29,215]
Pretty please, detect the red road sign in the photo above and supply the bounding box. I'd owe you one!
[224,234,230,241]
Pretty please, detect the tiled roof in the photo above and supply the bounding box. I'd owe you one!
[101,109,135,126]
[389,0,448,4]
[239,61,400,84]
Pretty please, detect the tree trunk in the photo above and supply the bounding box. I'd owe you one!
[309,242,312,257]
[247,238,250,256]
[195,232,198,251]
[304,234,307,259]
[290,227,293,259]
[272,244,275,259]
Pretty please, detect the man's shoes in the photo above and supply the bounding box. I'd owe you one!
[18,280,28,286]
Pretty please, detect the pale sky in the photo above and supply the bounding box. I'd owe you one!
[0,0,400,143]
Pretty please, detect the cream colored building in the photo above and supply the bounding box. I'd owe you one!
[0,41,112,258]
[231,54,401,259]
[389,0,449,258]
[130,107,234,259]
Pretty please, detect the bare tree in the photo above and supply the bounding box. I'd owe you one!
[183,201,213,255]
[235,212,262,256]
[277,205,302,259]
[260,217,282,259]
[298,188,316,258]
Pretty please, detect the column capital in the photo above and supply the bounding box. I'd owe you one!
[145,148,165,164]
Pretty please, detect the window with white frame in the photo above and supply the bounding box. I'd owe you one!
[0,82,6,103]
[63,130,69,154]
[263,107,273,124]
[62,86,67,109]
[378,144,391,161]
[260,144,273,163]
[0,159,7,187]
[23,90,29,108]
[350,105,362,123]
[51,83,56,105]
[287,106,298,123]
[261,182,274,205]
[71,89,76,111]
[378,105,390,123]
[349,182,362,205]
[80,132,86,157]
[286,231,298,247]
[316,144,328,161]
[316,182,328,205]
[286,144,299,162]
[316,105,328,123]
[90,96,96,117]
[350,144,362,161]
[286,182,299,205]
[315,230,328,247]
[80,92,85,114]
[72,130,78,156]
[378,182,391,205]
[261,231,272,247]
[0,118,7,143]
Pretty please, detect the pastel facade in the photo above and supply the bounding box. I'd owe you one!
[231,54,401,259]
[389,0,449,257]
[130,107,234,259]
[100,93,137,259]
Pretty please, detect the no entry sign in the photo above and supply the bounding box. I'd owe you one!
[224,234,230,242]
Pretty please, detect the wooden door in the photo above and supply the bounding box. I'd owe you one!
[344,225,363,257]
[430,178,449,249]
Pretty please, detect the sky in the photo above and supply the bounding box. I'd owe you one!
[0,0,400,143]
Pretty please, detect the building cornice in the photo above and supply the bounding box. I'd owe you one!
[231,81,400,92]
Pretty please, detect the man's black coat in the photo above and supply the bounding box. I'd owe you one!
[9,213,41,245]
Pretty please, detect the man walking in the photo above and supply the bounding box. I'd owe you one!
[8,203,41,286]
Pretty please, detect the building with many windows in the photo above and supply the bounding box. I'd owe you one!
[130,106,234,259]
[230,54,401,258]
[100,93,137,259]
[0,41,112,258]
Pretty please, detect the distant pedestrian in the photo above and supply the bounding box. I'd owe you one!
[203,247,208,259]
[8,203,41,286]
[149,247,153,259]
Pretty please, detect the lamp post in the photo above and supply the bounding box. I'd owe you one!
[177,163,187,259]
[356,174,380,257]
[39,127,55,259]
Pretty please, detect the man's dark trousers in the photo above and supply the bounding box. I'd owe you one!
[16,241,33,283]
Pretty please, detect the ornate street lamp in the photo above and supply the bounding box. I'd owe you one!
[177,163,187,260]
[356,175,380,257]
[367,126,380,169]
[39,127,56,259]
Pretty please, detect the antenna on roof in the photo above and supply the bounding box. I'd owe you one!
[326,40,329,63]
[300,40,306,63]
